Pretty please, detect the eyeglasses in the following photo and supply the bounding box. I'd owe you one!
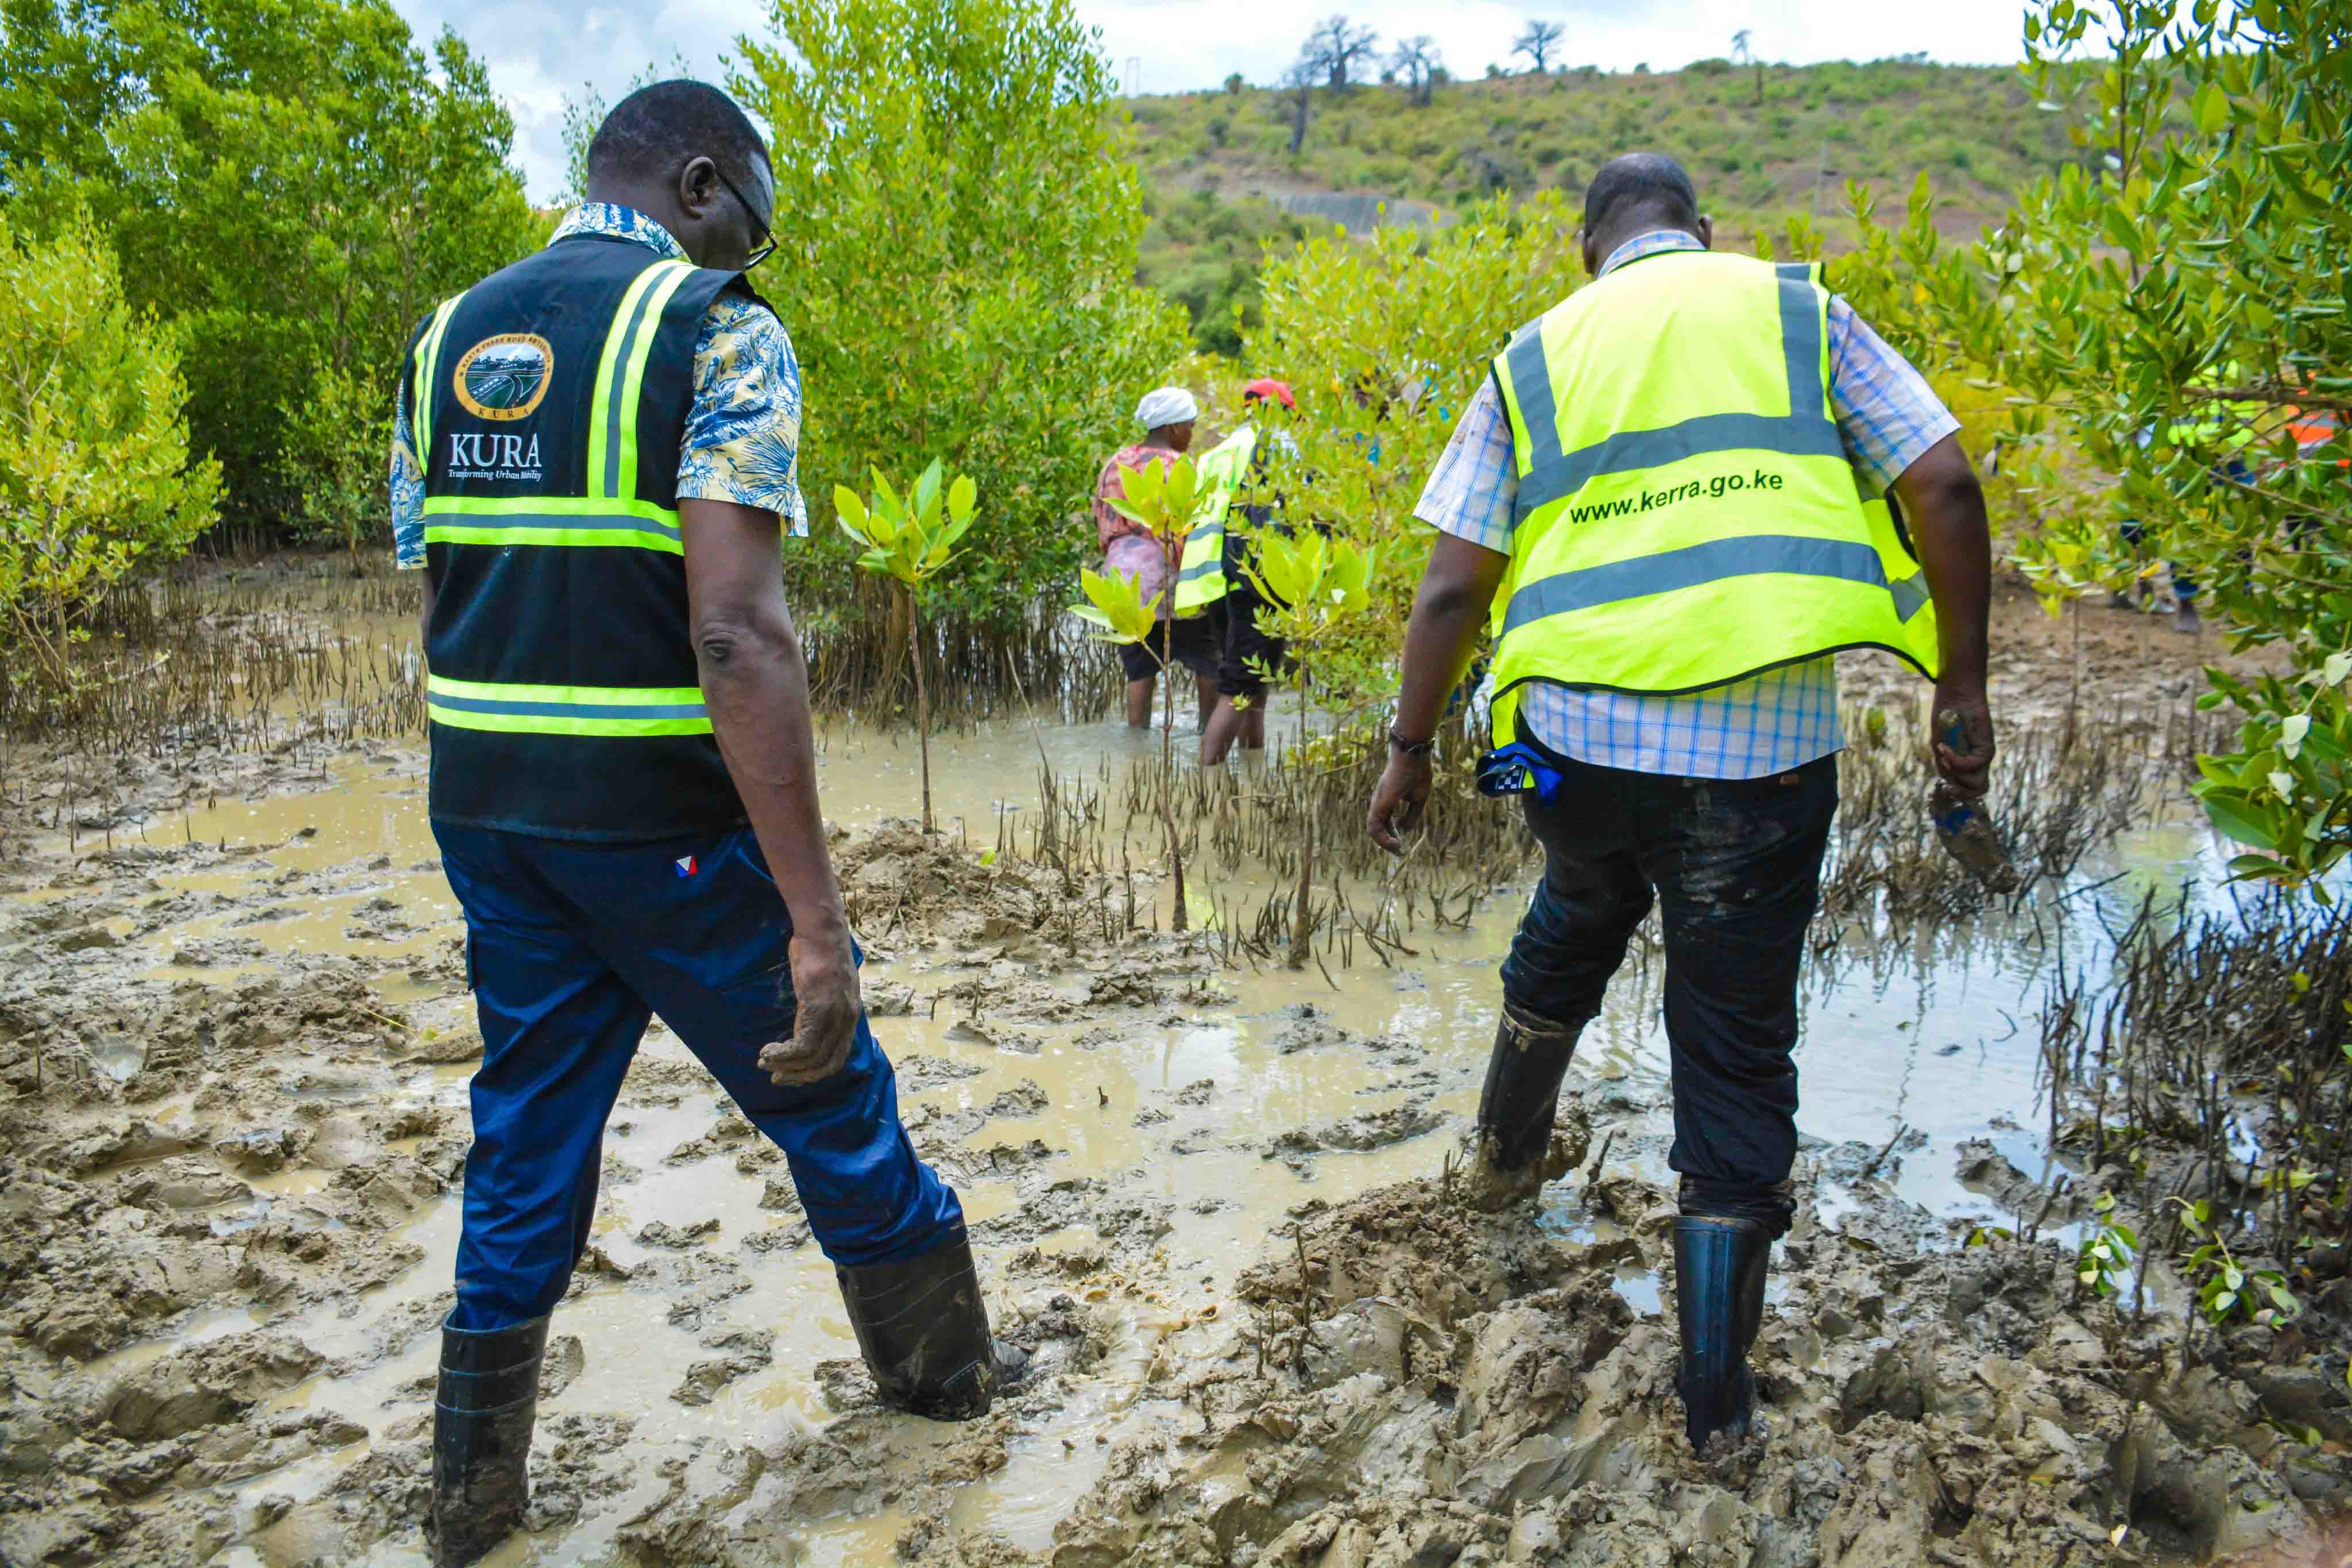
[711,164,775,270]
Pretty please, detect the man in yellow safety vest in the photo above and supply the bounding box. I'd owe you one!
[1365,153,1995,1455]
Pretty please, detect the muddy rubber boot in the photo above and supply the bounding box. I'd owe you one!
[427,1314,548,1567]
[1673,1215,1772,1454]
[838,1233,1029,1420]
[1461,1004,1588,1211]
[2172,600,2203,635]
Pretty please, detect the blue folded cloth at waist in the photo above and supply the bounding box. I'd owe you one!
[1476,742,1566,804]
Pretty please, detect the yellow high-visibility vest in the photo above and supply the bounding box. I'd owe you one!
[1173,425,1258,615]
[1486,249,1939,746]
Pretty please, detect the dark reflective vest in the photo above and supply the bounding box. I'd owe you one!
[402,235,765,839]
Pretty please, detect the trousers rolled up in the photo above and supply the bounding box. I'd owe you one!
[1499,738,1837,1236]
[434,823,966,1332]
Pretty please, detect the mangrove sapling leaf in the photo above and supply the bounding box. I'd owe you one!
[1073,569,1161,644]
[836,462,985,835]
[2076,1192,2137,1302]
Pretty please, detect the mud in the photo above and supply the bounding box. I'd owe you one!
[924,1099,2352,1568]
[0,568,2336,1565]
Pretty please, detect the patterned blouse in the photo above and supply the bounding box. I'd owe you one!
[1092,442,1183,552]
[391,203,806,568]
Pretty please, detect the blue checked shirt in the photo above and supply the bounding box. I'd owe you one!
[392,203,806,568]
[1419,229,1959,779]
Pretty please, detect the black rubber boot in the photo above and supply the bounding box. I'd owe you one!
[1673,1215,1773,1454]
[1462,1004,1588,1210]
[427,1314,548,1567]
[837,1232,1029,1420]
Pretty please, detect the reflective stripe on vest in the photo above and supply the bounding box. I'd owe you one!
[425,673,711,737]
[1173,426,1259,614]
[422,260,698,556]
[411,295,463,463]
[1506,265,1847,519]
[1486,250,1938,731]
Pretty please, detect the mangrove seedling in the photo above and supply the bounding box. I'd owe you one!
[2075,1191,2137,1302]
[1077,453,1218,932]
[1243,528,1379,967]
[2172,1197,2301,1327]
[835,460,979,835]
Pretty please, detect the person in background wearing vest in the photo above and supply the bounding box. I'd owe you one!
[389,83,1026,1566]
[1365,154,1995,1455]
[1094,387,1223,730]
[1199,377,1298,765]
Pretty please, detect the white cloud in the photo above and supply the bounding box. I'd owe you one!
[388,0,2025,203]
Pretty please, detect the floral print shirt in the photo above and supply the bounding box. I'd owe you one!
[392,203,806,567]
[1091,442,1183,553]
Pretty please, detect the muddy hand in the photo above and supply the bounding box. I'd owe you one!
[1931,682,1994,799]
[1367,751,1433,855]
[760,925,861,1086]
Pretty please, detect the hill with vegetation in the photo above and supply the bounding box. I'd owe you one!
[1128,58,2081,352]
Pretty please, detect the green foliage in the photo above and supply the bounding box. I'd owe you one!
[0,216,220,691]
[1137,191,1312,354]
[2195,659,2352,889]
[1814,0,2351,890]
[1127,60,2078,355]
[834,460,981,597]
[1073,566,1160,647]
[0,0,542,526]
[1234,192,1585,712]
[733,0,1189,630]
[2173,1198,2301,1327]
[834,459,981,833]
[2075,1191,2138,1299]
[1242,529,1379,661]
[278,365,392,555]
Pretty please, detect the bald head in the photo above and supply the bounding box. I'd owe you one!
[1580,153,1709,275]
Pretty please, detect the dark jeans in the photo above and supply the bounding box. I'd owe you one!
[1500,744,1839,1234]
[435,824,964,1330]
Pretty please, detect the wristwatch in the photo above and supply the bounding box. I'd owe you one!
[1389,728,1436,757]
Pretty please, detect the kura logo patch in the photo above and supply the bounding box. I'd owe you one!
[675,855,698,877]
[452,332,553,421]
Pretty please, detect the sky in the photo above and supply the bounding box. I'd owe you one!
[385,1,2030,204]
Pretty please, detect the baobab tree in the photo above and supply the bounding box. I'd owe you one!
[1388,34,1442,107]
[1305,14,1381,91]
[1512,19,1565,73]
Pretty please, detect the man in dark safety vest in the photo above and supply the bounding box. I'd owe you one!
[388,82,1024,1566]
[1366,154,1995,1455]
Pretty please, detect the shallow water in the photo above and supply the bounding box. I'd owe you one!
[14,711,2244,1565]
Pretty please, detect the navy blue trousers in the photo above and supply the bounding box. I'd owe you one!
[1499,744,1838,1235]
[434,823,965,1331]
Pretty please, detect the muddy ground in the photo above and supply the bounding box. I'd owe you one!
[0,569,2342,1566]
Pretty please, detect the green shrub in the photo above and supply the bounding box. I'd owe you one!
[734,0,1188,627]
[279,364,392,555]
[0,0,537,528]
[0,218,220,693]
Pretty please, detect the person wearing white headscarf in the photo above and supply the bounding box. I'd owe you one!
[1134,386,1199,432]
[1092,386,1212,727]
